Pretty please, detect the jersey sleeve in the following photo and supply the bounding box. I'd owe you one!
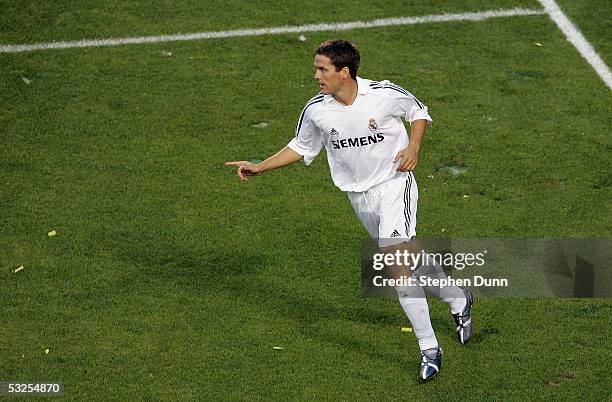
[287,96,324,165]
[374,80,432,124]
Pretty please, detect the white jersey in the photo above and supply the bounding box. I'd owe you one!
[287,77,432,192]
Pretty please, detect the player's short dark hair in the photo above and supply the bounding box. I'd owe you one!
[315,39,360,80]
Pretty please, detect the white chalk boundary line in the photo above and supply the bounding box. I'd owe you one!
[537,0,612,90]
[0,7,543,53]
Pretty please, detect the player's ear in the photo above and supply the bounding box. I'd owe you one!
[341,66,350,79]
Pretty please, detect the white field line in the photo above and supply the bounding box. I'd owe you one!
[0,7,544,53]
[537,0,612,90]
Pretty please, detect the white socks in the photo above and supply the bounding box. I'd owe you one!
[395,252,468,351]
[414,253,466,315]
[396,284,439,350]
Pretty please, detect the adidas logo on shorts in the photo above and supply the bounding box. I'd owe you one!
[330,128,340,136]
[390,229,401,238]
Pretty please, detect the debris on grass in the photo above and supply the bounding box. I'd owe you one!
[535,42,543,47]
[48,230,57,237]
[401,327,412,333]
[272,346,284,350]
[21,77,32,85]
[482,327,500,335]
[427,174,434,179]
[251,122,269,128]
[45,348,49,354]
[162,51,173,57]
[445,166,467,176]
[463,194,470,199]
[512,70,545,80]
[547,372,577,386]
[298,35,307,42]
[13,265,24,273]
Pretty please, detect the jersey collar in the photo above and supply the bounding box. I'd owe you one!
[323,76,369,103]
[357,76,370,95]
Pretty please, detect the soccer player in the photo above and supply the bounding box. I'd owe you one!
[225,39,473,381]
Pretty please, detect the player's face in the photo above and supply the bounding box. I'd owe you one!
[314,54,345,95]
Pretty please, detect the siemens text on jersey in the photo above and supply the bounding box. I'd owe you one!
[331,133,384,149]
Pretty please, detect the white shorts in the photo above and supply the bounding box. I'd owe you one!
[347,172,418,247]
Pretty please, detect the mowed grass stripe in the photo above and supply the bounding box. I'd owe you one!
[0,0,539,44]
[0,7,545,53]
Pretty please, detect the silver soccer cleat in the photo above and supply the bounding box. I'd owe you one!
[420,346,442,381]
[453,288,474,344]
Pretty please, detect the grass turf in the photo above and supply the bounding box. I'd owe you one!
[553,0,612,67]
[1,1,611,400]
[0,0,537,43]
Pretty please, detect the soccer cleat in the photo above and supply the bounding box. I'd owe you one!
[453,288,474,344]
[420,347,442,381]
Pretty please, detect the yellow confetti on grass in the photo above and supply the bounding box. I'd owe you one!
[48,230,57,237]
[401,327,413,333]
[13,265,24,273]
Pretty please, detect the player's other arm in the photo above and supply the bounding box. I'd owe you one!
[395,119,428,172]
[225,146,303,181]
[380,82,431,172]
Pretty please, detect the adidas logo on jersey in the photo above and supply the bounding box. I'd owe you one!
[330,128,340,136]
[390,230,401,238]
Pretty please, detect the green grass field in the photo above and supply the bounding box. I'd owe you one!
[1,0,611,400]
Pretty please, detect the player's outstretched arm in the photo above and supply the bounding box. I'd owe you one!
[225,146,303,181]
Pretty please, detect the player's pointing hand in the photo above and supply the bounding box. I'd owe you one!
[394,147,419,171]
[224,160,261,181]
